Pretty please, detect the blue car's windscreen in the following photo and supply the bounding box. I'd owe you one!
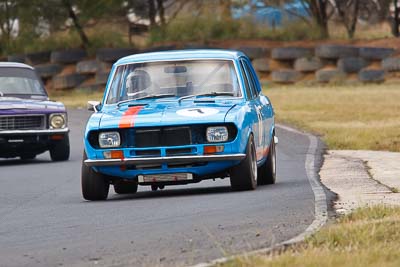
[0,68,46,97]
[106,60,241,104]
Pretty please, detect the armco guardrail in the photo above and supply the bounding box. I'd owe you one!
[5,44,400,90]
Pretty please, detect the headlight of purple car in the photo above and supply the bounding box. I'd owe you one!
[49,113,67,129]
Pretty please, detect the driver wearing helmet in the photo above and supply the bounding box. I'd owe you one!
[126,69,152,98]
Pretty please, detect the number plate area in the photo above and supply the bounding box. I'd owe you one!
[138,173,193,183]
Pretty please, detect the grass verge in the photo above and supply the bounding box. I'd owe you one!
[219,205,400,267]
[49,90,103,109]
[264,83,400,152]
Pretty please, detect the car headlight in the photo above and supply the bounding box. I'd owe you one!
[99,131,121,148]
[49,113,67,129]
[206,126,228,142]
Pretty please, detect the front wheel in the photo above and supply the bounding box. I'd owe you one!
[230,135,257,191]
[114,181,138,194]
[258,133,277,185]
[81,151,109,200]
[50,134,70,161]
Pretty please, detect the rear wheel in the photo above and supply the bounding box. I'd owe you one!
[50,135,70,161]
[258,133,277,185]
[114,181,138,194]
[81,151,109,200]
[230,135,257,191]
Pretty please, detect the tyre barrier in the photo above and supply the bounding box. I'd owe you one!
[271,70,302,83]
[337,57,368,73]
[359,69,385,83]
[382,57,400,72]
[359,47,395,60]
[35,64,62,79]
[316,45,359,59]
[96,48,138,62]
[51,49,87,64]
[316,69,346,83]
[294,57,323,72]
[252,58,270,72]
[271,47,313,60]
[53,73,87,89]
[236,46,269,60]
[76,60,100,74]
[4,43,400,87]
[7,54,25,63]
[25,51,51,65]
[142,45,178,53]
[95,72,110,85]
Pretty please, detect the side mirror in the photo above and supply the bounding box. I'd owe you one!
[87,101,101,112]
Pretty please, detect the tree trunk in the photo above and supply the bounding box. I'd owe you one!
[394,0,400,36]
[219,0,232,20]
[148,0,156,28]
[156,0,165,27]
[309,0,329,38]
[348,0,360,39]
[61,0,90,48]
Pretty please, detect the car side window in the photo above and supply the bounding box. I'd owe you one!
[238,60,252,100]
[240,58,256,99]
[243,59,259,98]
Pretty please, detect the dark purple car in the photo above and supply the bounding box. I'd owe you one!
[0,62,69,161]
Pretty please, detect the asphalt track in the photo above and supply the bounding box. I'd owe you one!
[0,109,326,267]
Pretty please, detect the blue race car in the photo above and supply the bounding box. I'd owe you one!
[82,50,277,200]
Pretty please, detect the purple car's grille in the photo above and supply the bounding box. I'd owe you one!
[0,115,45,130]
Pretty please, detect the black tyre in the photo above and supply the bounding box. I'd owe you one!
[81,151,110,200]
[50,135,70,161]
[359,69,385,83]
[114,181,138,194]
[20,154,36,160]
[258,134,277,185]
[337,57,368,73]
[51,49,87,64]
[53,73,87,89]
[96,48,138,62]
[271,47,313,60]
[230,135,257,191]
[35,64,62,79]
[271,70,302,83]
[25,51,51,65]
[316,45,359,59]
[359,47,394,60]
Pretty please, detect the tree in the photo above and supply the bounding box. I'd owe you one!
[0,0,19,49]
[305,0,330,38]
[393,0,400,36]
[334,0,360,39]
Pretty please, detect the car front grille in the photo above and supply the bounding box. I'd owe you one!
[134,127,192,148]
[0,115,45,130]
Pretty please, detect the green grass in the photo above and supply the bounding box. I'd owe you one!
[264,84,400,152]
[219,206,400,267]
[148,15,322,44]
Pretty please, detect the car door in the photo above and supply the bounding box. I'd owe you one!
[241,57,274,160]
[239,58,264,161]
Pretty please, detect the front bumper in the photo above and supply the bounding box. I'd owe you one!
[84,153,246,167]
[0,128,69,135]
[0,128,69,157]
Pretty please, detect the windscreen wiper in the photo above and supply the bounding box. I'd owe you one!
[178,92,234,103]
[117,94,176,107]
[134,93,176,101]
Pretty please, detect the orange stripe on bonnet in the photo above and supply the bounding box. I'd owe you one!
[119,106,144,128]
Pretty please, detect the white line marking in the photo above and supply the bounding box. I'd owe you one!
[191,123,328,267]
